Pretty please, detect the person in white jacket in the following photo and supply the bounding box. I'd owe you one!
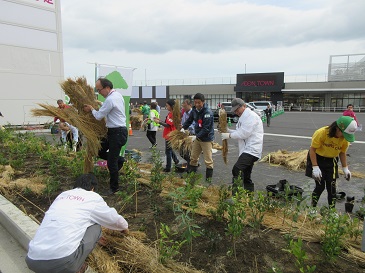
[221,98,264,193]
[25,173,129,273]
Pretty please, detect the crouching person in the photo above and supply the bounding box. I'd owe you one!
[25,173,129,273]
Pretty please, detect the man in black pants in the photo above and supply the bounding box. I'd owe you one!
[221,98,264,193]
[84,78,128,195]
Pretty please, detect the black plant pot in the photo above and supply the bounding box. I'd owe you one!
[345,202,354,213]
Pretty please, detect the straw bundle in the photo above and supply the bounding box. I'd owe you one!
[260,150,308,171]
[130,115,143,130]
[88,246,121,273]
[32,77,107,173]
[167,130,193,154]
[132,108,142,115]
[172,99,181,130]
[218,111,228,164]
[91,229,203,273]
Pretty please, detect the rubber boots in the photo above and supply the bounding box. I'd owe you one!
[205,168,213,183]
[243,182,254,192]
[187,165,198,173]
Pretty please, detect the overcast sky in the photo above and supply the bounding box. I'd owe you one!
[60,0,365,86]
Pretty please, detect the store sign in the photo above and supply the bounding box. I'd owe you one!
[235,72,284,92]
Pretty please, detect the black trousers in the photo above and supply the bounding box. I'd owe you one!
[146,130,157,145]
[99,127,128,191]
[305,152,338,207]
[232,152,259,191]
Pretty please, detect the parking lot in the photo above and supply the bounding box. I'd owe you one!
[128,110,365,211]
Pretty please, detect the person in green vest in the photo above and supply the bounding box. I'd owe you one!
[141,101,150,131]
[145,102,160,148]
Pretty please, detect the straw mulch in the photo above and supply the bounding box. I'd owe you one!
[134,162,365,266]
[88,230,203,273]
[260,150,308,171]
[32,77,107,173]
[261,150,365,178]
[218,111,228,164]
[0,165,47,194]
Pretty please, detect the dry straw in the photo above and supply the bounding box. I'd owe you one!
[172,99,181,130]
[260,150,308,171]
[167,130,193,154]
[32,77,107,173]
[218,110,228,164]
[88,229,203,273]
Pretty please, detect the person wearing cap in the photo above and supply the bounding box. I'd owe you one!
[182,93,214,182]
[153,99,179,172]
[305,116,357,208]
[221,98,263,193]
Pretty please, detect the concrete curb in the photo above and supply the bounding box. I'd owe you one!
[0,194,39,251]
[0,194,96,273]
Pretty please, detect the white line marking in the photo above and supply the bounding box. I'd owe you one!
[264,133,365,144]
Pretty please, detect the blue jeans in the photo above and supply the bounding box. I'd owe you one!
[165,140,179,170]
[99,127,128,191]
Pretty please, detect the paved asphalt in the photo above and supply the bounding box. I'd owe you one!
[129,110,365,212]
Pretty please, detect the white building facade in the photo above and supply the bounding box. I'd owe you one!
[0,0,64,125]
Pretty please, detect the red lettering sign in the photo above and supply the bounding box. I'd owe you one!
[35,0,54,4]
[241,80,275,87]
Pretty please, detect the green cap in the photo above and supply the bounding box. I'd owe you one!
[336,116,357,142]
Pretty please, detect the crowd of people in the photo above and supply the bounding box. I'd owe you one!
[27,78,359,272]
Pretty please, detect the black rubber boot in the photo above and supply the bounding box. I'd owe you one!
[187,165,198,173]
[243,182,254,192]
[345,203,354,213]
[205,168,213,183]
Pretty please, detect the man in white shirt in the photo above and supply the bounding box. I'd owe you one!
[25,173,129,273]
[221,98,264,193]
[84,78,128,195]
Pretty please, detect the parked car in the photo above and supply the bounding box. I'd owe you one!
[213,102,262,123]
[248,101,273,111]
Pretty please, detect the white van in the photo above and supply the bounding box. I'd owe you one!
[249,101,273,111]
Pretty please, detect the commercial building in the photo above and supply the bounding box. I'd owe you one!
[131,53,365,111]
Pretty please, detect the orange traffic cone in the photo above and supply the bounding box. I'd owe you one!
[128,123,133,136]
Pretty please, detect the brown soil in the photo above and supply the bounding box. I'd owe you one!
[2,154,365,273]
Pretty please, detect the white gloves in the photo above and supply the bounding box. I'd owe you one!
[189,135,196,142]
[221,133,230,140]
[180,128,186,133]
[343,166,351,181]
[312,166,322,181]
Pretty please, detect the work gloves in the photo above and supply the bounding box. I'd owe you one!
[312,166,351,182]
[343,166,351,181]
[221,133,230,140]
[312,166,322,181]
